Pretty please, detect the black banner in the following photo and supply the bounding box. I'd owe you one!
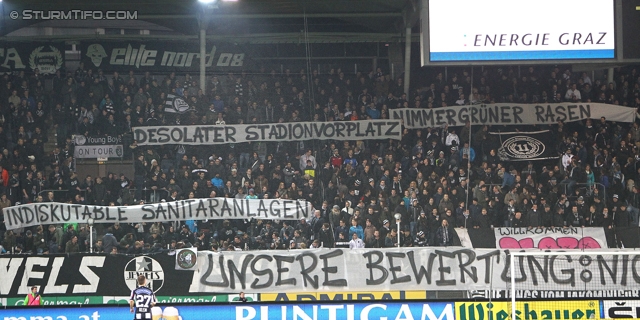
[0,254,190,298]
[80,41,252,72]
[490,130,559,161]
[0,42,64,75]
[622,0,640,59]
[164,94,194,114]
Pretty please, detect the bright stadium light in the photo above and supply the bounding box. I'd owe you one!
[198,0,216,3]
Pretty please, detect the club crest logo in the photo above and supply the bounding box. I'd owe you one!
[176,249,197,270]
[29,46,63,75]
[124,256,164,292]
[164,94,192,114]
[499,135,545,160]
[74,135,87,146]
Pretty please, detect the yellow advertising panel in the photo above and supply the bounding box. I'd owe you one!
[455,301,599,320]
[260,291,427,302]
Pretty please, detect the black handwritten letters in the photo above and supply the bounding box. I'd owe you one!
[391,103,635,128]
[4,198,312,230]
[188,248,640,293]
[134,120,402,146]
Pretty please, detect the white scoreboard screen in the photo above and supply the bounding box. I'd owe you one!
[426,0,615,62]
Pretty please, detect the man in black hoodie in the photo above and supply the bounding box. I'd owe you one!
[102,227,118,254]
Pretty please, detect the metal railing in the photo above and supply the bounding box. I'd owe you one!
[140,189,170,204]
[37,188,92,202]
[559,182,607,205]
[36,188,172,205]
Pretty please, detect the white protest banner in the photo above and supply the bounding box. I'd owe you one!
[133,120,402,146]
[1,249,639,298]
[188,247,501,294]
[391,103,636,128]
[187,247,640,294]
[3,198,312,230]
[495,227,607,249]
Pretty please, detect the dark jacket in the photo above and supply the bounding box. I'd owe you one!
[473,214,492,228]
[318,227,334,248]
[102,233,118,253]
[435,226,454,246]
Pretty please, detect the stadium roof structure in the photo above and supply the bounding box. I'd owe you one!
[0,0,420,43]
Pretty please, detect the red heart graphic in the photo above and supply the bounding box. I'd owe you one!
[556,237,579,249]
[537,237,602,249]
[538,237,561,249]
[577,237,602,249]
[499,237,534,249]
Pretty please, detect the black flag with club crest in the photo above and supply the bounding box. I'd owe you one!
[163,94,194,114]
[490,130,559,161]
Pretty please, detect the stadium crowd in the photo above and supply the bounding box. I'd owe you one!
[1,62,640,254]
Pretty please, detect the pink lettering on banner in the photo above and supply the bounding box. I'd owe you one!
[499,236,601,249]
[495,227,607,249]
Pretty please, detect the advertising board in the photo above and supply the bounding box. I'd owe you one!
[426,0,615,63]
[0,302,455,320]
[0,294,255,307]
[601,300,640,319]
[455,301,600,320]
[260,291,427,302]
